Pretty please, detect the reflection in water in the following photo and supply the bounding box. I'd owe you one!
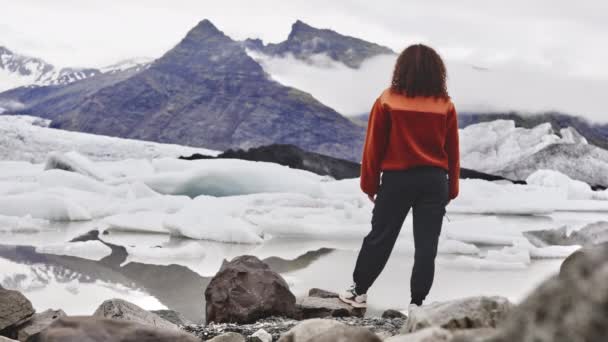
[0,241,335,323]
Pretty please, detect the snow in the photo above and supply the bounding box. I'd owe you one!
[0,115,219,163]
[35,241,112,261]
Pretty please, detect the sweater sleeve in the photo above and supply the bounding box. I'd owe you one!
[445,103,460,200]
[360,98,390,196]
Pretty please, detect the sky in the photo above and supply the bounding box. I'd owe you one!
[2,0,607,78]
[1,0,607,120]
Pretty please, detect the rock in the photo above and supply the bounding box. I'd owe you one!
[295,297,365,319]
[308,288,339,299]
[0,337,18,342]
[485,242,608,342]
[93,298,177,331]
[35,316,199,342]
[16,309,66,341]
[186,145,362,180]
[207,332,246,342]
[250,329,273,342]
[205,255,296,324]
[385,327,452,342]
[306,325,381,342]
[278,319,344,342]
[450,328,499,342]
[403,296,513,333]
[69,229,100,242]
[276,319,381,342]
[151,310,192,326]
[0,285,35,332]
[382,309,407,319]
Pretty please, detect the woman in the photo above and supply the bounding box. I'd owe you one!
[339,44,460,309]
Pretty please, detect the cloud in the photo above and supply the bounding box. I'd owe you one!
[0,0,607,82]
[250,51,608,123]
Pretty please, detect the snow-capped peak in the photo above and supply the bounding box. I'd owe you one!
[0,46,100,92]
[100,57,153,74]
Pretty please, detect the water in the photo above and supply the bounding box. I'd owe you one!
[0,212,604,323]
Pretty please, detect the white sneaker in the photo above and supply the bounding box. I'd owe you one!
[339,285,368,308]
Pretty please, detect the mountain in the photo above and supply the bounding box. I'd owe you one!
[460,120,608,187]
[0,46,100,91]
[0,20,365,161]
[0,46,153,93]
[244,20,395,68]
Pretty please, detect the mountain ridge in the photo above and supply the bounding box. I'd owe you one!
[0,19,365,161]
[244,20,395,68]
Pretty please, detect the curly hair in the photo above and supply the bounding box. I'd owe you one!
[391,44,449,99]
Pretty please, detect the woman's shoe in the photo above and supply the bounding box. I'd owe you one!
[339,285,368,308]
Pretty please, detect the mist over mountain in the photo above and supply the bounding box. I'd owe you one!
[0,20,365,161]
[244,20,395,68]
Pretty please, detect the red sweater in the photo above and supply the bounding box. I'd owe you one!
[360,89,460,199]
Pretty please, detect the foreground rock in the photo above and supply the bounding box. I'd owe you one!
[93,298,177,331]
[483,243,608,342]
[35,316,198,342]
[404,296,513,333]
[207,332,246,342]
[386,327,452,342]
[16,309,66,341]
[277,319,381,342]
[0,337,18,342]
[151,309,192,326]
[524,221,608,247]
[0,285,35,333]
[295,296,365,319]
[205,256,296,324]
[185,316,405,341]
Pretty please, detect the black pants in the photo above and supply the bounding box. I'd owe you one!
[353,166,448,305]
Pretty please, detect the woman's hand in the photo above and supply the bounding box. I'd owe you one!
[368,194,375,203]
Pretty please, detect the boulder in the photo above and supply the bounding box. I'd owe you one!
[207,332,246,342]
[382,309,407,319]
[404,297,513,333]
[16,309,66,341]
[0,337,18,342]
[306,325,381,342]
[385,327,452,342]
[150,310,192,326]
[34,316,199,342]
[93,298,177,331]
[250,329,273,342]
[0,285,35,332]
[205,256,296,324]
[485,242,608,342]
[278,319,379,342]
[308,288,339,299]
[295,296,365,319]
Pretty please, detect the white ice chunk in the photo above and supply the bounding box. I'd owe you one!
[35,241,112,261]
[0,214,49,233]
[142,159,323,198]
[104,211,169,234]
[45,151,110,181]
[164,195,264,244]
[526,169,594,200]
[0,192,91,221]
[37,169,114,195]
